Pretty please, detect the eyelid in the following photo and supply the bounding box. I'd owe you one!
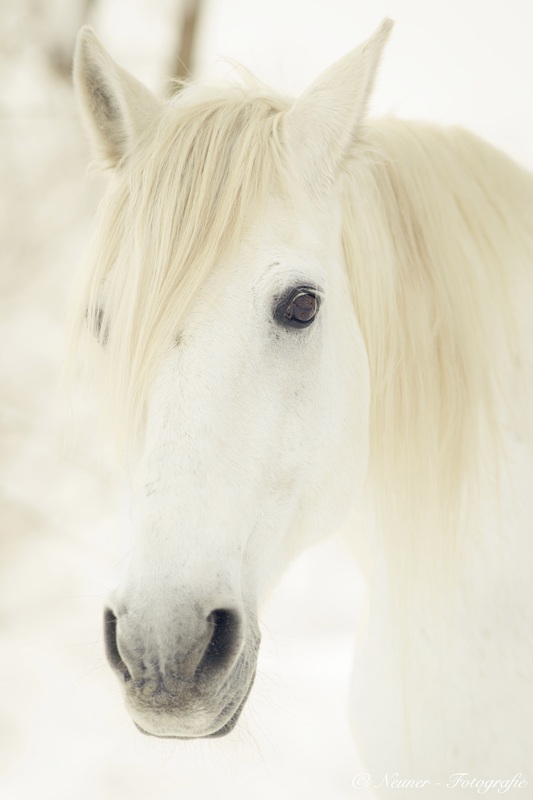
[286,285,324,302]
[286,286,323,306]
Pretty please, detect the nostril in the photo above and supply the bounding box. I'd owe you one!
[103,607,131,682]
[199,608,242,675]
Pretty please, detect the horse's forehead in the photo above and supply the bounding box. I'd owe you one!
[243,195,334,262]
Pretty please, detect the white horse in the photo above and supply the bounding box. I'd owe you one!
[69,20,533,797]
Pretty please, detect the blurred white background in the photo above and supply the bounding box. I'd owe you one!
[1,1,531,799]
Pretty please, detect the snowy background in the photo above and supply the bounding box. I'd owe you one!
[1,1,532,799]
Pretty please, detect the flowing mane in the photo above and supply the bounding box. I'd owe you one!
[68,84,290,447]
[68,78,533,593]
[343,119,533,592]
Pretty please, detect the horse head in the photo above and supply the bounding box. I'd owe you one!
[71,22,391,738]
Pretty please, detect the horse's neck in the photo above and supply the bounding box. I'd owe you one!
[347,409,533,777]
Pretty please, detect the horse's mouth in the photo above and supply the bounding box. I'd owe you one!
[131,665,257,740]
[205,668,256,738]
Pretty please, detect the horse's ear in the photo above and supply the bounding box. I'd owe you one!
[284,18,393,194]
[73,27,162,169]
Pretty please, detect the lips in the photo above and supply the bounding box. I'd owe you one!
[128,654,258,739]
[205,666,257,738]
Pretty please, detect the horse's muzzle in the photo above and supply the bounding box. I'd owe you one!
[103,603,259,737]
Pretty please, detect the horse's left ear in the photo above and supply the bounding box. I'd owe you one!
[284,18,393,194]
[73,27,162,169]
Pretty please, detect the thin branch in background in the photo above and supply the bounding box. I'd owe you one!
[169,0,205,87]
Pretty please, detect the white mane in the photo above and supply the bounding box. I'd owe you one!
[343,118,533,594]
[67,78,533,595]
[68,84,290,448]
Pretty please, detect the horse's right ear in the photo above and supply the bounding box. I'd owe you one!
[73,27,162,169]
[284,19,393,197]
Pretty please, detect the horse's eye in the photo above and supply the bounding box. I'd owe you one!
[276,288,320,328]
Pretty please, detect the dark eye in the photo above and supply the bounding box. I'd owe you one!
[275,288,320,329]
